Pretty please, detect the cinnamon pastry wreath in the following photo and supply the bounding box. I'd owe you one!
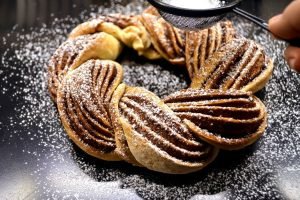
[48,7,273,174]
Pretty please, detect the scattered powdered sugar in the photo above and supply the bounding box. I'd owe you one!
[122,58,188,98]
[0,1,299,199]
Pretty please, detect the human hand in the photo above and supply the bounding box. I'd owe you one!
[268,0,300,72]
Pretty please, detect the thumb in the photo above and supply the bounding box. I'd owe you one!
[268,0,300,40]
[284,46,300,72]
[268,14,300,40]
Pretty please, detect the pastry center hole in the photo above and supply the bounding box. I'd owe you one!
[119,49,189,98]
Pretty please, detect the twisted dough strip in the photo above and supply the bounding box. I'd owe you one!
[110,84,219,174]
[69,13,161,60]
[140,12,186,65]
[185,21,236,79]
[57,59,123,160]
[48,33,122,101]
[48,7,272,174]
[164,89,267,150]
[190,38,274,93]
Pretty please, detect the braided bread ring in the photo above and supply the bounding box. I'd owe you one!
[49,6,273,174]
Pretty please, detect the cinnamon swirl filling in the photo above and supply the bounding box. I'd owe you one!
[185,21,236,79]
[190,38,274,93]
[110,84,218,174]
[164,89,267,150]
[57,59,123,161]
[48,33,122,102]
[141,13,186,65]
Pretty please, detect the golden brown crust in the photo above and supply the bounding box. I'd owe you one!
[190,38,274,93]
[143,6,161,16]
[48,33,122,102]
[69,14,161,60]
[241,58,274,93]
[164,89,267,150]
[57,60,123,161]
[69,14,140,38]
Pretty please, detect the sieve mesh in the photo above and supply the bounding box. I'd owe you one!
[158,10,225,30]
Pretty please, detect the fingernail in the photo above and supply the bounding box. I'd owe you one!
[268,15,282,39]
[287,58,296,69]
[268,14,282,25]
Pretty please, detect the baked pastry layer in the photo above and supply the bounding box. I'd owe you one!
[164,89,267,150]
[48,33,122,101]
[141,13,186,65]
[57,59,123,161]
[110,84,218,174]
[185,21,236,79]
[190,38,274,93]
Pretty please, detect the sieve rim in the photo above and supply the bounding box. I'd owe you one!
[147,0,242,17]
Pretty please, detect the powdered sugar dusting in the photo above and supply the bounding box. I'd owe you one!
[0,1,299,199]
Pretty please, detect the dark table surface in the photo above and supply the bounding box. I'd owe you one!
[1,0,300,199]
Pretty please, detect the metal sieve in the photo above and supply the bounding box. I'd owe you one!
[147,0,300,47]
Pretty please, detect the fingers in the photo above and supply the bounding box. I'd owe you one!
[268,0,300,72]
[268,0,300,40]
[284,46,300,72]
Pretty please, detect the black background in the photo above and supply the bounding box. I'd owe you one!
[1,0,299,200]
